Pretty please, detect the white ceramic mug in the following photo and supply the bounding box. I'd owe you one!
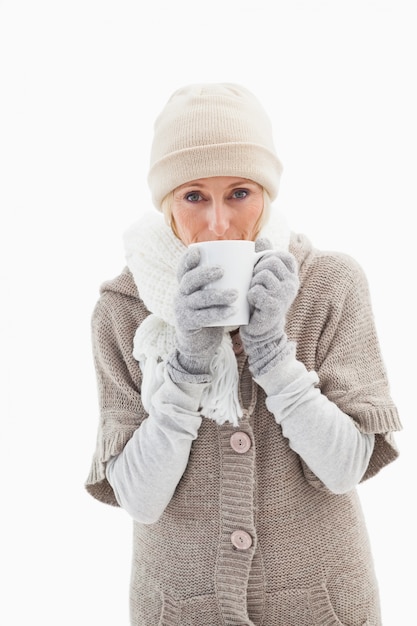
[188,239,266,327]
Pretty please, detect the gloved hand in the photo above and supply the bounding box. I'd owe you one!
[240,238,299,378]
[167,246,238,383]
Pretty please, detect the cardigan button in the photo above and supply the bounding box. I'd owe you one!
[231,530,253,550]
[230,431,251,454]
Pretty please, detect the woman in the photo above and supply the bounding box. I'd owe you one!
[85,83,401,625]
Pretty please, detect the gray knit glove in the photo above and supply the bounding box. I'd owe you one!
[167,246,238,384]
[240,238,299,378]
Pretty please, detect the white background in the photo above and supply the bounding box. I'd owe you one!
[1,1,416,624]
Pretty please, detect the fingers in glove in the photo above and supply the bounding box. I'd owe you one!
[253,252,298,282]
[251,267,299,299]
[277,251,298,274]
[184,287,238,311]
[177,247,201,282]
[254,237,273,253]
[185,302,238,329]
[175,285,238,331]
[247,282,280,312]
[179,264,225,295]
[249,267,281,295]
[249,267,299,309]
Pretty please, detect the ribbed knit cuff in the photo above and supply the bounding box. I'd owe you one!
[166,349,213,384]
[255,348,313,398]
[247,336,294,378]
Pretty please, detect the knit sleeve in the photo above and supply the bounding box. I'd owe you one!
[313,253,402,481]
[85,290,148,506]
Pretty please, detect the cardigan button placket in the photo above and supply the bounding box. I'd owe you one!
[216,421,257,623]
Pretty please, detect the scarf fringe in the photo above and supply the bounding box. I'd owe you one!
[134,317,242,425]
[200,335,243,426]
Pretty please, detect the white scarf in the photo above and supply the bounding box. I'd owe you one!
[124,210,290,426]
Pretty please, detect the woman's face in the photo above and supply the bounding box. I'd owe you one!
[171,176,264,245]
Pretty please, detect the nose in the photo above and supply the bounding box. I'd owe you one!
[207,199,230,238]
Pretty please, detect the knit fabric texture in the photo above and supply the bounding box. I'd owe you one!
[85,232,401,626]
[147,83,283,209]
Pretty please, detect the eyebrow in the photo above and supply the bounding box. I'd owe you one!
[177,179,258,191]
[177,182,205,190]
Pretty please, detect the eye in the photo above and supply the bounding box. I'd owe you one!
[185,191,203,203]
[232,189,249,199]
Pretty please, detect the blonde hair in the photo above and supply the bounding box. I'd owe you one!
[161,188,271,242]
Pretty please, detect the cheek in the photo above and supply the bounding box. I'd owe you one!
[240,203,263,236]
[171,208,200,244]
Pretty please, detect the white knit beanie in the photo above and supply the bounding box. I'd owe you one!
[147,83,283,210]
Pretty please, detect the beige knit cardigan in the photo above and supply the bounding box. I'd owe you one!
[86,232,401,626]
